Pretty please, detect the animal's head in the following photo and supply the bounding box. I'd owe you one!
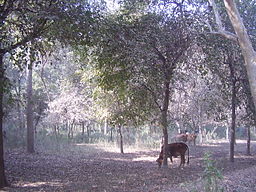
[188,134,197,140]
[156,158,163,168]
[175,134,187,142]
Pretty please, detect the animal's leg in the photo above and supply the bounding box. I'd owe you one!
[181,155,185,167]
[179,156,182,167]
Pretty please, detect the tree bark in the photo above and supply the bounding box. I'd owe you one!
[240,66,255,155]
[118,125,124,153]
[17,80,25,144]
[226,125,229,141]
[26,63,35,153]
[68,121,71,139]
[110,126,113,142]
[53,125,59,147]
[161,80,170,168]
[0,2,48,186]
[223,0,256,111]
[104,118,108,135]
[228,57,236,163]
[247,126,251,155]
[230,80,236,162]
[81,121,85,142]
[0,51,8,188]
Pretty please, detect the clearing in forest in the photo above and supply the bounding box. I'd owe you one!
[3,140,256,192]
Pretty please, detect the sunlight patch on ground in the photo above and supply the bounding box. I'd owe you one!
[16,181,63,188]
[235,153,256,159]
[203,144,222,147]
[75,143,157,154]
[207,139,229,143]
[98,144,156,153]
[236,139,256,144]
[206,139,256,144]
[132,156,156,162]
[74,143,120,153]
[104,157,132,161]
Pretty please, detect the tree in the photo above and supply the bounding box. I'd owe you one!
[200,31,252,161]
[222,1,256,157]
[0,0,49,185]
[26,54,34,153]
[90,0,198,167]
[206,0,256,161]
[0,0,104,188]
[0,51,7,187]
[209,0,256,113]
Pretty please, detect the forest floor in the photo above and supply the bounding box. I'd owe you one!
[2,140,256,192]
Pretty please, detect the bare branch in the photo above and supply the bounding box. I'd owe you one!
[207,0,238,42]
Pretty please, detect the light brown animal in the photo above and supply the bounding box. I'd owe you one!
[174,134,188,142]
[174,133,197,145]
[187,133,197,145]
[156,142,189,168]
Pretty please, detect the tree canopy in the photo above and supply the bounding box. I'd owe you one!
[2,0,256,188]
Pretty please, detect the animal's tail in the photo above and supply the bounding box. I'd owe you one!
[187,145,189,165]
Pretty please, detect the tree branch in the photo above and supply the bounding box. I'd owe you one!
[139,82,162,111]
[5,19,48,52]
[207,0,238,42]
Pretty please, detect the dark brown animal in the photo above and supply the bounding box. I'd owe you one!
[156,142,189,168]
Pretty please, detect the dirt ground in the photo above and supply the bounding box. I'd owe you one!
[2,140,256,192]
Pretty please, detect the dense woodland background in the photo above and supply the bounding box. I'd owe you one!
[1,0,256,191]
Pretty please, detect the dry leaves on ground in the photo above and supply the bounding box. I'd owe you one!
[2,140,256,192]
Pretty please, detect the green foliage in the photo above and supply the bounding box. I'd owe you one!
[88,1,198,129]
[202,152,224,192]
[179,152,225,192]
[46,0,106,47]
[3,0,256,162]
[3,125,25,149]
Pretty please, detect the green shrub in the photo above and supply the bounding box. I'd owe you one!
[202,152,224,192]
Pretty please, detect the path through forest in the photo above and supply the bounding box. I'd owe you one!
[2,140,256,192]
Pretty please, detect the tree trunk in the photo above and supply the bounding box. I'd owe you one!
[198,106,203,144]
[17,90,24,145]
[53,125,58,140]
[104,118,108,135]
[240,64,256,155]
[81,121,85,142]
[224,0,256,111]
[71,123,74,139]
[247,126,251,155]
[26,63,35,153]
[229,74,236,162]
[67,121,72,140]
[53,125,60,150]
[0,51,8,188]
[66,120,70,141]
[110,127,113,142]
[69,122,74,140]
[227,52,237,163]
[118,125,124,153]
[161,80,170,168]
[226,125,229,141]
[87,123,90,143]
[16,76,25,145]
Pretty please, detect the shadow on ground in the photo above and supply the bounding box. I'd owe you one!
[3,140,256,192]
